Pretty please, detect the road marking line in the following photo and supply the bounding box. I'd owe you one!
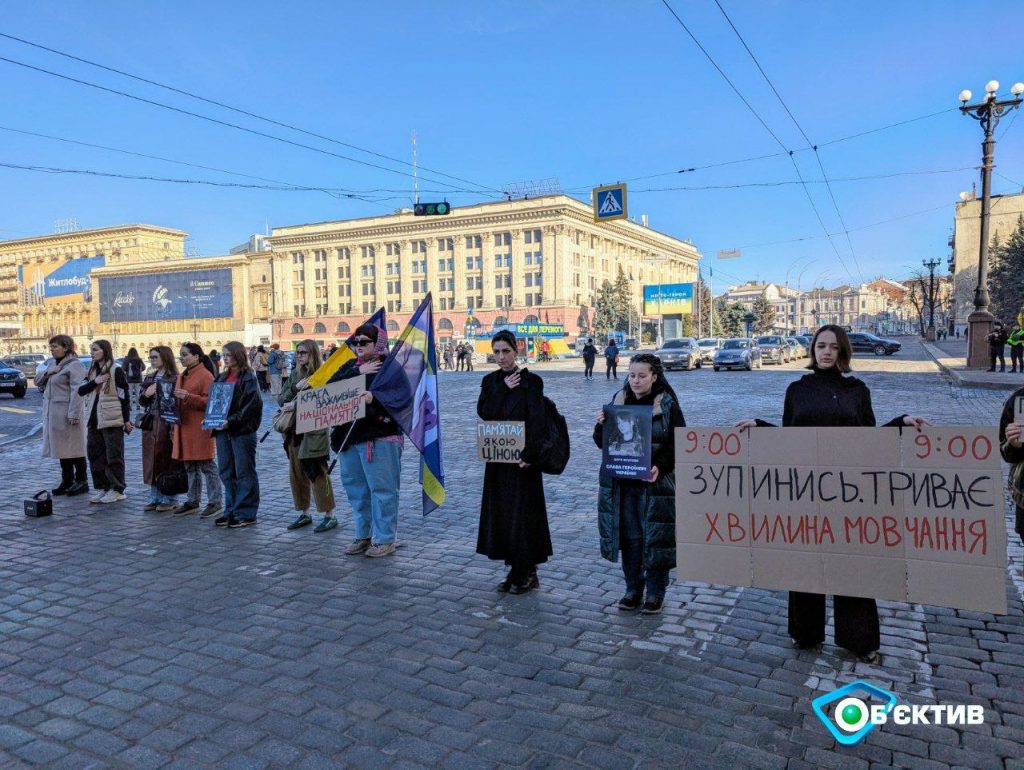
[0,406,33,414]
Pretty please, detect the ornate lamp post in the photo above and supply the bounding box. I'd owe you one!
[959,79,1024,367]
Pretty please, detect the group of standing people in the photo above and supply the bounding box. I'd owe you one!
[987,321,1024,373]
[442,342,475,371]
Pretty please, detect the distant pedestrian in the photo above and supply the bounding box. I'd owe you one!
[280,340,336,532]
[138,346,179,512]
[172,343,222,518]
[208,349,221,376]
[253,345,270,392]
[477,330,552,594]
[267,343,285,395]
[122,347,144,409]
[604,338,620,380]
[987,322,1008,372]
[443,344,454,371]
[465,342,475,371]
[581,337,597,380]
[456,343,467,372]
[210,341,263,528]
[38,334,88,497]
[593,353,685,614]
[78,339,132,505]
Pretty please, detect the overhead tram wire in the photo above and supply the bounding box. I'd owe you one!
[658,0,858,285]
[0,31,502,198]
[0,54,501,200]
[713,0,865,283]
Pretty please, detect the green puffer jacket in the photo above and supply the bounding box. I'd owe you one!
[279,369,329,460]
[595,389,680,570]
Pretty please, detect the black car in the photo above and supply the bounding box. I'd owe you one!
[0,360,27,398]
[847,332,901,356]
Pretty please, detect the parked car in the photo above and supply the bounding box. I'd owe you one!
[847,332,901,356]
[656,337,703,371]
[795,334,813,351]
[786,337,807,358]
[623,338,639,351]
[756,335,791,365]
[1,353,46,379]
[0,360,28,398]
[713,338,762,371]
[696,337,722,364]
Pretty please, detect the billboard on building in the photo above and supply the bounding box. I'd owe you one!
[643,283,693,315]
[98,268,233,322]
[19,256,106,305]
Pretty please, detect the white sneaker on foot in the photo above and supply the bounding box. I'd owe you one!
[99,490,127,504]
[89,491,107,504]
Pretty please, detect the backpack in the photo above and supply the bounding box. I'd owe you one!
[535,396,570,475]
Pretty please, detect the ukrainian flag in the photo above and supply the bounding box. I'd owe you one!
[371,294,445,515]
[307,307,386,388]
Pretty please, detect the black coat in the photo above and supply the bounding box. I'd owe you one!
[328,360,402,452]
[756,368,904,429]
[998,387,1024,542]
[213,370,262,436]
[476,368,552,566]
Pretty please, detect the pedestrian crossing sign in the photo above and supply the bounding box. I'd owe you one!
[592,183,627,223]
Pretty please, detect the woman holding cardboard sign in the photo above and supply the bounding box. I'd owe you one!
[477,330,553,594]
[279,340,336,533]
[736,324,927,662]
[593,353,685,615]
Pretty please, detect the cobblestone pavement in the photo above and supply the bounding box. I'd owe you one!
[0,338,1022,769]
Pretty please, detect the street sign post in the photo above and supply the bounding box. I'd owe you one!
[593,183,627,223]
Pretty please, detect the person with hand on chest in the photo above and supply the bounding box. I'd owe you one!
[735,324,928,662]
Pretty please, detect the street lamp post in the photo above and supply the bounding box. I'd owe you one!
[923,258,940,341]
[959,79,1024,367]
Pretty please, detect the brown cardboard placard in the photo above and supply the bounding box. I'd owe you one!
[477,421,526,464]
[675,426,1007,614]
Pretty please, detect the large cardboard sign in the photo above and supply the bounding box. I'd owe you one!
[601,405,653,480]
[477,421,525,463]
[296,376,366,434]
[675,427,1007,614]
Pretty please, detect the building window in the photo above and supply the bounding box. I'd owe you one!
[494,232,511,246]
[337,321,350,333]
[413,262,419,274]
[526,295,533,307]
[438,238,453,251]
[386,243,400,256]
[337,247,349,260]
[524,229,542,244]
[291,323,304,334]
[361,245,375,259]
[315,250,327,262]
[535,272,542,286]
[411,240,426,254]
[526,274,533,287]
[465,235,481,249]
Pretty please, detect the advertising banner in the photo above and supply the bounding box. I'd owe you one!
[19,256,106,305]
[601,405,653,480]
[477,421,525,463]
[514,323,564,338]
[98,268,233,322]
[295,376,366,434]
[643,283,694,315]
[675,426,1007,613]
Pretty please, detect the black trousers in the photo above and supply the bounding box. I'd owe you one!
[606,360,617,379]
[584,359,595,377]
[86,426,126,494]
[990,346,1005,370]
[788,591,880,655]
[59,457,87,485]
[1011,347,1023,371]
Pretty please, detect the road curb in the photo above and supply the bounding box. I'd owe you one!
[920,342,1018,391]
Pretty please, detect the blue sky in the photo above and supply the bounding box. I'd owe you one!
[1,0,1021,291]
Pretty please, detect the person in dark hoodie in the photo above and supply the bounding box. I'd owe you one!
[581,337,597,380]
[593,353,685,614]
[329,323,403,558]
[735,324,928,662]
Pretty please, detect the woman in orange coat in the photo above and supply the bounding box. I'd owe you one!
[171,342,223,518]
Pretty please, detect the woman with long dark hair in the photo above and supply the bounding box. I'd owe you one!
[329,324,403,557]
[593,353,685,614]
[172,343,222,517]
[210,341,262,527]
[736,324,927,661]
[280,340,336,532]
[138,346,179,511]
[476,330,552,593]
[37,334,89,496]
[77,339,132,504]
[123,347,144,409]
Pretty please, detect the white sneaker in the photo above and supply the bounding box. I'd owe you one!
[99,490,127,504]
[89,491,107,504]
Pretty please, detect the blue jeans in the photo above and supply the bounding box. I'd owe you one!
[338,439,402,544]
[215,432,259,522]
[619,485,669,599]
[148,484,177,505]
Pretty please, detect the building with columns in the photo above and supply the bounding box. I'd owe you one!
[0,224,187,353]
[267,195,700,347]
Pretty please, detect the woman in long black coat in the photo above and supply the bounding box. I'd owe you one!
[736,325,927,662]
[477,330,552,594]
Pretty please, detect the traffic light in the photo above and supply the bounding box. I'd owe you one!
[414,201,451,216]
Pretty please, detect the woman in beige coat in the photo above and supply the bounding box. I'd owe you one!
[37,334,89,496]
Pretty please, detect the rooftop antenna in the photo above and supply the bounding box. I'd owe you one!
[412,129,419,205]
